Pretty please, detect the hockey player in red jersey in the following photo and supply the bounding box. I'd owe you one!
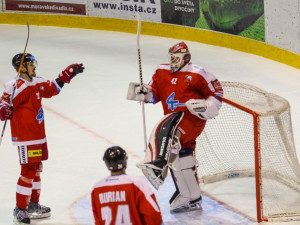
[91,146,163,225]
[0,53,84,225]
[127,42,223,212]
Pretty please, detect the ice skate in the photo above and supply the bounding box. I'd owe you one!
[13,207,30,225]
[27,202,51,219]
[171,196,202,213]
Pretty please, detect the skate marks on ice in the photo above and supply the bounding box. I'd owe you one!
[23,218,70,225]
[71,176,253,225]
[71,193,94,225]
[152,177,253,225]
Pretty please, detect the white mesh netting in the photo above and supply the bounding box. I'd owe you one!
[195,81,300,221]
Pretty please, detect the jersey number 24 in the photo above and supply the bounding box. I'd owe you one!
[101,205,132,225]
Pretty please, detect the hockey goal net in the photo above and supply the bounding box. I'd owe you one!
[195,81,300,222]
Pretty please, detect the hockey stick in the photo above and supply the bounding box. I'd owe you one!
[136,13,148,151]
[0,22,30,147]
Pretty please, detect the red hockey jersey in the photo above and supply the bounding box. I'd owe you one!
[91,174,163,225]
[149,62,223,116]
[0,76,61,146]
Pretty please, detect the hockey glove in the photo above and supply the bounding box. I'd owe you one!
[186,97,221,120]
[0,105,14,121]
[186,99,207,119]
[59,63,85,83]
[127,82,153,102]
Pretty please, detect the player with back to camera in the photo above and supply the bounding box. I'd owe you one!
[0,53,84,225]
[127,42,223,212]
[91,146,163,225]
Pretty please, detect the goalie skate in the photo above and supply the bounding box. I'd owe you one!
[171,197,203,213]
[27,202,51,219]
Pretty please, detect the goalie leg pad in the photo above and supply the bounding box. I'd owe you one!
[137,112,184,189]
[169,154,201,210]
[147,111,183,165]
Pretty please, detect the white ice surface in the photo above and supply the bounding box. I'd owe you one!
[0,24,299,225]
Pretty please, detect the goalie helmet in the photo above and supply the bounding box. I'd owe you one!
[103,146,128,172]
[12,53,37,71]
[168,42,191,73]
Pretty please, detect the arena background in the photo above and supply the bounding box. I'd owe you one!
[0,0,300,224]
[1,0,300,69]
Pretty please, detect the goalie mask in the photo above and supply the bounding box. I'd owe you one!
[168,42,191,73]
[103,146,128,172]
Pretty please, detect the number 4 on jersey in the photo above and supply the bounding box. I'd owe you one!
[167,92,185,111]
[101,205,132,225]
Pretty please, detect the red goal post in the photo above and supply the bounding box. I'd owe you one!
[195,81,300,222]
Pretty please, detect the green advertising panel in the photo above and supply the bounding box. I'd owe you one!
[161,0,265,41]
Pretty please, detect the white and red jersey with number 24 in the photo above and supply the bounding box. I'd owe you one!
[91,174,163,225]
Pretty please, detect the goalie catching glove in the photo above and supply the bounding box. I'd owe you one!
[126,82,153,102]
[186,96,222,120]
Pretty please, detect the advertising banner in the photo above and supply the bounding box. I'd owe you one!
[197,0,265,41]
[88,0,161,22]
[160,0,265,42]
[161,0,199,27]
[5,0,86,15]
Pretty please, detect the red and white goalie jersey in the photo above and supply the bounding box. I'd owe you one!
[91,174,163,225]
[0,76,61,146]
[149,62,223,117]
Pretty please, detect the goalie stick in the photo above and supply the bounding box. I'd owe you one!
[0,22,30,147]
[136,13,147,151]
